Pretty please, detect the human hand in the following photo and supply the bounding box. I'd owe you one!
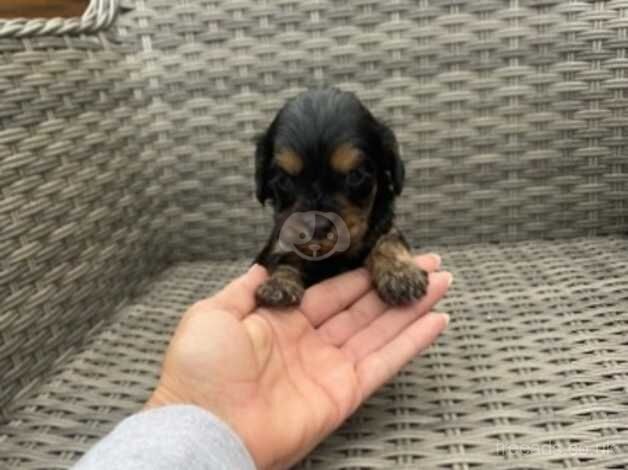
[146,255,452,470]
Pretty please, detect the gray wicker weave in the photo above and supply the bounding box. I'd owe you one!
[1,1,628,469]
[0,0,121,37]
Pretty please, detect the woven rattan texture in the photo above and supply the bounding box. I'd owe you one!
[115,0,628,260]
[0,36,171,421]
[1,238,627,469]
[2,1,628,468]
[0,0,120,37]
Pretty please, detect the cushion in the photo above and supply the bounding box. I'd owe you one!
[1,237,627,469]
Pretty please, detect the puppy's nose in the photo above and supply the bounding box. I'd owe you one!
[312,215,333,239]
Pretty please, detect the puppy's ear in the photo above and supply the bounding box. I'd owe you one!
[254,123,276,204]
[376,121,405,195]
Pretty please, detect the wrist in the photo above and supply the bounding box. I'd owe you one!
[144,384,185,410]
[145,388,270,468]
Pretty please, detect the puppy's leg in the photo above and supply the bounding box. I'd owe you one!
[255,251,305,307]
[367,227,428,305]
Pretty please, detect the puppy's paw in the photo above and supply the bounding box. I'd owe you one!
[255,277,304,307]
[374,261,428,306]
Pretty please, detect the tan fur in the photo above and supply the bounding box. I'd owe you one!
[368,229,414,268]
[367,228,427,305]
[275,149,303,175]
[330,144,363,174]
[273,264,301,280]
[255,264,304,307]
[336,186,376,254]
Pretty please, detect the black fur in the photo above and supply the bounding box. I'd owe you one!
[254,88,405,288]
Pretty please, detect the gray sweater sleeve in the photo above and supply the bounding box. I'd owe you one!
[72,405,257,470]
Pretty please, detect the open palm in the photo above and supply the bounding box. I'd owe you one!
[147,255,451,470]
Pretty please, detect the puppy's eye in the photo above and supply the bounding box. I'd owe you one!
[346,167,369,189]
[271,172,294,194]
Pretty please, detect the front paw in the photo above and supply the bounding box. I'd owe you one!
[255,277,304,307]
[374,261,428,305]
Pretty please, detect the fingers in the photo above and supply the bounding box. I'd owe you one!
[300,267,371,326]
[303,253,442,327]
[317,254,446,346]
[197,264,269,319]
[341,271,451,361]
[356,312,449,402]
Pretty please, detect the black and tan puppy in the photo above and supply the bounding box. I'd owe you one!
[254,88,427,307]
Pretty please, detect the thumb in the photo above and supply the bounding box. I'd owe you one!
[206,264,269,318]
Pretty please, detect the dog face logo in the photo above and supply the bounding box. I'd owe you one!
[277,211,351,260]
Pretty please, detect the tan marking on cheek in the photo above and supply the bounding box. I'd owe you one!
[336,186,376,253]
[330,144,364,174]
[275,149,303,175]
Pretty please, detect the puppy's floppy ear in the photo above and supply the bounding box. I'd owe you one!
[254,122,276,204]
[376,121,405,195]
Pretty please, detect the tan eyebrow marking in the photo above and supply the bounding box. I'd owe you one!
[274,149,303,175]
[330,144,363,174]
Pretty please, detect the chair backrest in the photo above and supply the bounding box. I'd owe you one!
[118,0,628,258]
[0,4,169,420]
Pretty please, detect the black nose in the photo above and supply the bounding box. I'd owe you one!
[312,214,333,239]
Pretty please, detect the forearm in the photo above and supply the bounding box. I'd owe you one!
[72,405,256,470]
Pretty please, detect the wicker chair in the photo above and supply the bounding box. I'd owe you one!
[1,1,628,468]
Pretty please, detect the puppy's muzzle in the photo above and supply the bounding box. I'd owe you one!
[276,211,351,259]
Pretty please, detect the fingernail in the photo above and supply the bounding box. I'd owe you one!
[248,263,261,274]
[442,313,450,327]
[445,272,453,287]
[430,253,442,269]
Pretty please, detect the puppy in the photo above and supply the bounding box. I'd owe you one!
[253,88,427,307]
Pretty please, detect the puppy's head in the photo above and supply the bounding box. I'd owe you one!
[255,88,404,257]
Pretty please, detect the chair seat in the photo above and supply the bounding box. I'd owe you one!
[1,237,627,469]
